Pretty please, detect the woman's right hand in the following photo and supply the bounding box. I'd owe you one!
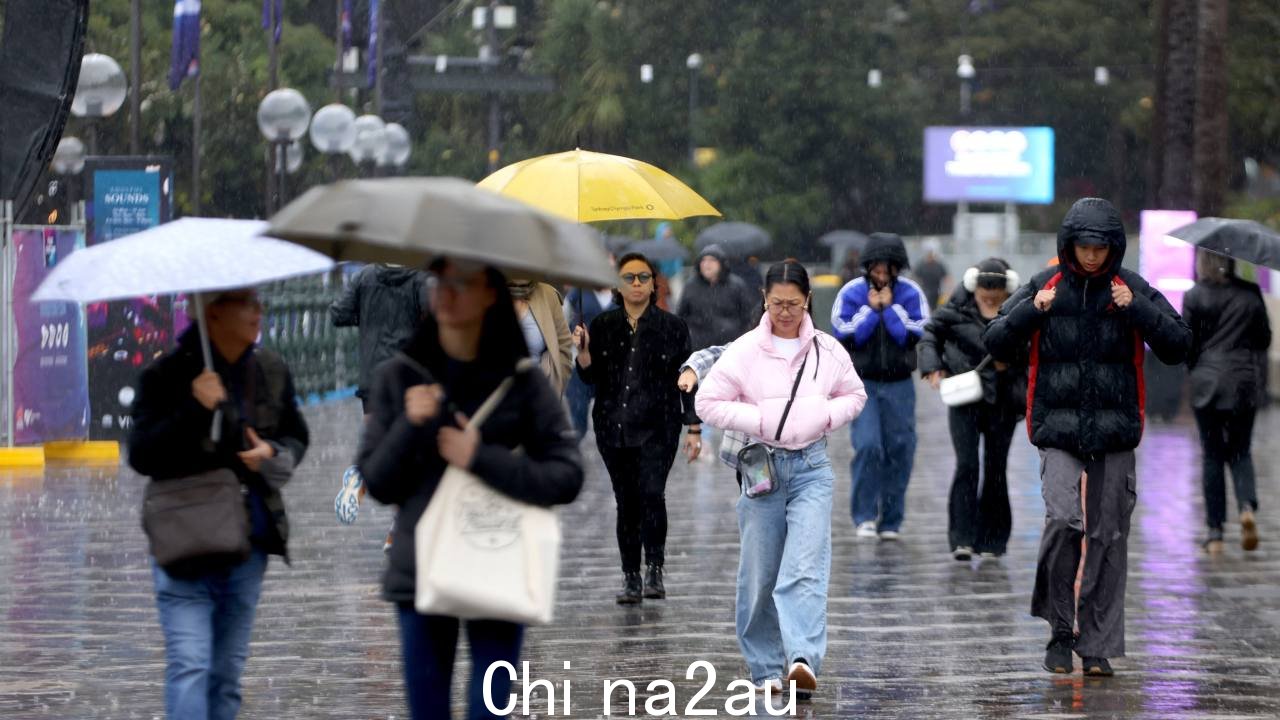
[573,325,591,368]
[405,384,444,426]
[926,370,947,390]
[192,370,227,411]
[677,368,698,393]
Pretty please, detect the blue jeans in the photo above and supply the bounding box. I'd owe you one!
[565,372,594,441]
[850,378,917,531]
[397,605,524,720]
[153,550,268,720]
[736,439,834,683]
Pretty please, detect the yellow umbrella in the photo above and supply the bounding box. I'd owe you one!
[478,149,721,223]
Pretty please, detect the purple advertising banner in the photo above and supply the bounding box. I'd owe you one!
[11,228,90,444]
[1139,209,1198,315]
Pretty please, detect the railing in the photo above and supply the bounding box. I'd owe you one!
[257,271,359,403]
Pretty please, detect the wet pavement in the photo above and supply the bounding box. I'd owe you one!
[2,383,1279,719]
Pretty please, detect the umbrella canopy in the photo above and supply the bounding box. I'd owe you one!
[603,234,635,256]
[31,218,334,303]
[477,149,721,223]
[626,238,690,262]
[266,177,616,288]
[1167,217,1280,271]
[695,221,771,256]
[818,229,869,251]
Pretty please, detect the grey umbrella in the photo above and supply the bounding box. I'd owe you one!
[626,238,690,262]
[695,221,771,256]
[265,177,617,287]
[1167,217,1280,271]
[818,230,869,251]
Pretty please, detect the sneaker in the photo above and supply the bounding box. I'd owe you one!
[755,677,784,695]
[785,660,816,695]
[1203,527,1225,554]
[952,546,973,561]
[335,466,364,525]
[1241,509,1260,551]
[878,529,900,541]
[978,550,1004,559]
[1043,635,1074,674]
[383,531,394,553]
[855,521,878,538]
[1081,657,1114,677]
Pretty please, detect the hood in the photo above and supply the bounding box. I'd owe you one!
[376,264,421,286]
[695,243,729,283]
[860,232,910,271]
[1056,198,1126,276]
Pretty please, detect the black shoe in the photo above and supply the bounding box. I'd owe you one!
[616,572,643,605]
[1043,635,1074,673]
[1081,657,1114,676]
[643,564,666,599]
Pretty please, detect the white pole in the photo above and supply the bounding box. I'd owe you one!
[2,200,13,446]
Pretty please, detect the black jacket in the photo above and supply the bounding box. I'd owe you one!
[330,264,427,398]
[578,304,699,448]
[918,287,1028,421]
[129,327,309,562]
[984,198,1192,456]
[677,247,760,349]
[357,326,583,604]
[1183,277,1272,410]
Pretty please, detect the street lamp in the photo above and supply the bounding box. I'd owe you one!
[1094,66,1110,86]
[640,64,654,84]
[379,122,412,174]
[686,52,703,165]
[52,137,87,224]
[257,88,312,215]
[348,114,388,177]
[71,53,128,154]
[310,103,358,180]
[957,54,975,117]
[867,69,882,89]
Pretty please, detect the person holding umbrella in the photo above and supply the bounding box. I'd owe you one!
[984,197,1191,677]
[574,252,702,604]
[129,288,310,720]
[1183,249,1272,553]
[357,258,584,720]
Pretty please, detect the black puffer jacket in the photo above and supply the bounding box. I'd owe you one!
[330,264,427,399]
[677,246,760,349]
[918,287,1028,420]
[984,198,1192,456]
[1183,277,1272,410]
[357,324,583,604]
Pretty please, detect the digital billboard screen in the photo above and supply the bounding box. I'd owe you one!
[924,126,1054,204]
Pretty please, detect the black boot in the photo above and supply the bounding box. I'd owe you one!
[616,571,643,605]
[643,564,666,599]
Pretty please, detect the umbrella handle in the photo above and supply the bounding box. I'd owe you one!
[191,293,222,444]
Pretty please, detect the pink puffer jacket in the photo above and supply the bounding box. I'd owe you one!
[695,313,867,450]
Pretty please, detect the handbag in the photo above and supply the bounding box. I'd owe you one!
[736,341,811,499]
[939,355,992,407]
[415,370,561,625]
[142,468,251,572]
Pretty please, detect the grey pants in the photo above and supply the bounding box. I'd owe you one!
[1031,448,1136,658]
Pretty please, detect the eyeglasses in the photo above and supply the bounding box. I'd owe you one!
[429,273,485,294]
[619,272,654,286]
[765,297,806,314]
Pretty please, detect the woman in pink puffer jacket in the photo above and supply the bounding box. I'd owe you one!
[695,261,866,699]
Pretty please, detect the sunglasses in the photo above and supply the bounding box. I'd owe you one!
[619,272,654,285]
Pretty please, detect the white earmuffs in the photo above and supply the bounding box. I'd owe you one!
[962,265,1020,293]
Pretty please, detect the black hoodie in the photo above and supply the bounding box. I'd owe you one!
[330,264,428,398]
[984,198,1191,456]
[676,245,760,349]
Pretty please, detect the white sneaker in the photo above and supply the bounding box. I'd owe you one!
[785,661,817,693]
[755,677,784,695]
[952,546,973,561]
[855,521,878,538]
[878,529,900,541]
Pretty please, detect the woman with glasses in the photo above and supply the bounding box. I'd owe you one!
[695,261,866,698]
[573,252,702,605]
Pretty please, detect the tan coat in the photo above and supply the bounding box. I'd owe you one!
[526,282,574,395]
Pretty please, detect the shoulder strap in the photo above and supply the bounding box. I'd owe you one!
[773,343,812,442]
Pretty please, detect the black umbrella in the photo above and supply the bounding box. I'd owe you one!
[602,234,635,256]
[695,222,771,256]
[626,238,690,262]
[818,230,869,251]
[1168,217,1280,271]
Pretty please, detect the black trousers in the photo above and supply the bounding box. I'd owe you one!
[599,441,679,572]
[947,403,1016,554]
[1194,407,1259,530]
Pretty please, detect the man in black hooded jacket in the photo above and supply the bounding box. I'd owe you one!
[984,198,1191,678]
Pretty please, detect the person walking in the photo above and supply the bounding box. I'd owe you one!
[574,252,702,605]
[696,261,866,697]
[1183,249,1272,553]
[984,197,1191,677]
[831,232,928,540]
[129,288,309,720]
[677,243,759,350]
[913,239,951,310]
[918,258,1027,560]
[564,284,616,440]
[357,258,583,720]
[509,279,574,395]
[330,263,427,526]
